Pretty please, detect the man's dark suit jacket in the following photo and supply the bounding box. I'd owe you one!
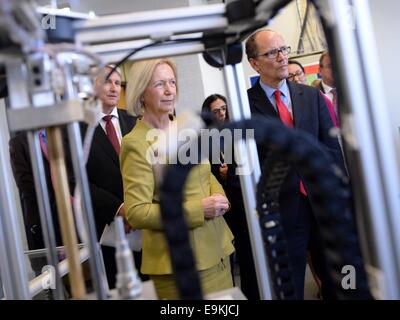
[85,109,136,239]
[9,131,65,250]
[83,109,138,288]
[247,79,344,231]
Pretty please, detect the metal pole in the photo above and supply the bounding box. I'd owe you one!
[223,62,273,300]
[46,126,86,299]
[60,56,108,299]
[29,246,89,298]
[27,131,64,299]
[67,122,108,300]
[0,273,4,299]
[0,134,31,299]
[318,0,400,299]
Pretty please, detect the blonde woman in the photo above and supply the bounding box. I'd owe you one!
[121,58,235,299]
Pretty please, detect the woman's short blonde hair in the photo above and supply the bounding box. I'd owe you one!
[125,58,178,117]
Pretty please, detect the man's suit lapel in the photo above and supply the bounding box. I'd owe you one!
[94,109,135,166]
[94,124,120,166]
[318,81,326,94]
[117,108,135,136]
[288,81,305,130]
[251,81,279,119]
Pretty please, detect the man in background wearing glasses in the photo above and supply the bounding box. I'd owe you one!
[245,29,345,299]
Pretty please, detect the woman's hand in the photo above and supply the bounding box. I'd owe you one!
[117,204,132,233]
[202,193,230,219]
[219,163,228,181]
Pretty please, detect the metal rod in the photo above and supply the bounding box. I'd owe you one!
[29,247,89,298]
[24,244,85,259]
[27,130,64,299]
[67,122,108,300]
[60,54,108,299]
[290,50,324,60]
[46,126,86,299]
[115,217,142,299]
[223,62,273,300]
[74,3,227,45]
[317,0,400,298]
[0,132,31,299]
[86,40,205,65]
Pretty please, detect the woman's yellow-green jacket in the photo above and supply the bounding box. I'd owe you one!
[120,118,234,275]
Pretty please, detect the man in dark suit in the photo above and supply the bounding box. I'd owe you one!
[318,52,335,97]
[9,132,64,251]
[245,29,345,299]
[85,65,142,288]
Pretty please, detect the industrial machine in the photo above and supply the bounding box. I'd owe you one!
[0,0,399,300]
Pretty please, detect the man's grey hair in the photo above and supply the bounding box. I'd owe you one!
[104,64,122,78]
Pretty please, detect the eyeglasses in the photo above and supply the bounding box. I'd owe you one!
[255,46,291,59]
[212,105,227,114]
[288,70,304,80]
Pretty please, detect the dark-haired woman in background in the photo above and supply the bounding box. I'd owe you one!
[202,94,260,300]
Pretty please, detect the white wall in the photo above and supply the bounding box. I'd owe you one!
[368,0,400,163]
[241,1,326,87]
[174,55,205,115]
[198,54,226,101]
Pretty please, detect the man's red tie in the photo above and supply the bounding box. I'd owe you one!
[331,88,340,126]
[103,115,120,154]
[274,90,307,196]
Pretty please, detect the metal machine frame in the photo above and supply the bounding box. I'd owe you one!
[314,0,400,299]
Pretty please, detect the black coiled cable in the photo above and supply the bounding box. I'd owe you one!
[256,156,297,299]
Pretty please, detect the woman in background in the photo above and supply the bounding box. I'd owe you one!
[121,59,234,299]
[201,94,229,183]
[201,93,260,300]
